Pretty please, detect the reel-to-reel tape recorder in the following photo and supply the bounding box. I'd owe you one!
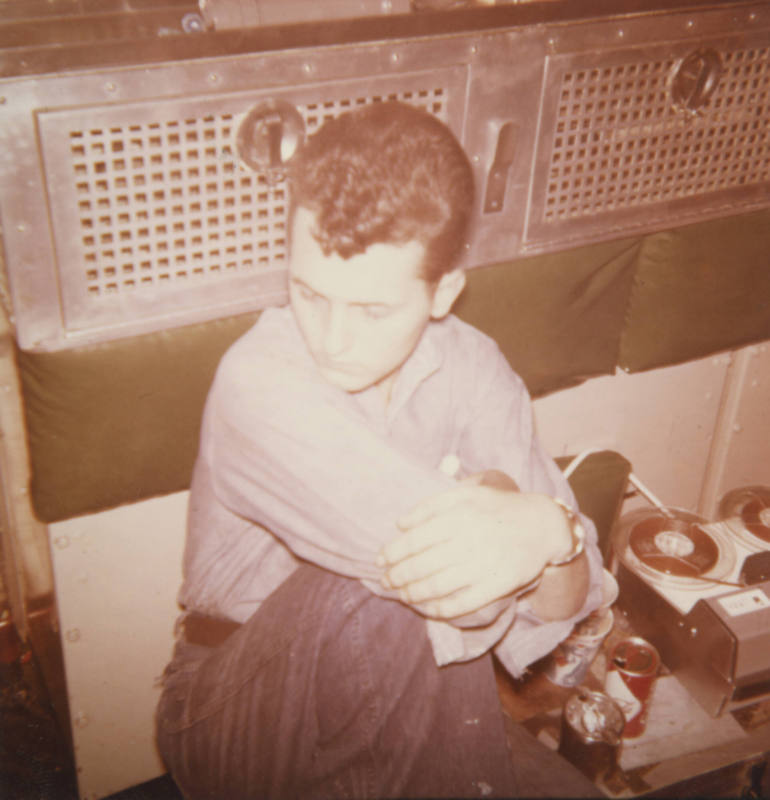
[613,487,770,717]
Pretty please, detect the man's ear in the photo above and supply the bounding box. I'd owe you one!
[430,269,466,319]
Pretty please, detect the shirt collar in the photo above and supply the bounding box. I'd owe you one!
[384,318,447,422]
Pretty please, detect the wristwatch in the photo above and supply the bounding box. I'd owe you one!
[548,498,586,567]
[514,498,587,599]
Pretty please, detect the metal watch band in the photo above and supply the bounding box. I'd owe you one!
[548,498,586,567]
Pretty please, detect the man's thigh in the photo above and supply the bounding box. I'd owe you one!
[156,563,518,799]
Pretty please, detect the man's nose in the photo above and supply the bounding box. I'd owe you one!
[323,303,350,356]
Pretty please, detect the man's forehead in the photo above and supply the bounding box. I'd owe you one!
[288,207,428,303]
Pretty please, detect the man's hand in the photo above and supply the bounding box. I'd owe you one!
[377,484,573,620]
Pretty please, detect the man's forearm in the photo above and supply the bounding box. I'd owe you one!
[522,551,591,621]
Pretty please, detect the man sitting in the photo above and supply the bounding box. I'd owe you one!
[156,100,604,798]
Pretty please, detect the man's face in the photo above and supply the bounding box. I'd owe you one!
[288,207,445,398]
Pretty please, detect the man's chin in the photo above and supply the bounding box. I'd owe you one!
[319,367,372,394]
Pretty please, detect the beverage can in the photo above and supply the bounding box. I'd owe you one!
[544,568,619,687]
[558,689,625,782]
[544,608,614,687]
[604,636,660,738]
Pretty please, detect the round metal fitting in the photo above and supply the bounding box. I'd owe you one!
[236,100,306,182]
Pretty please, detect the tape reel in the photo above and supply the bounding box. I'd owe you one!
[719,486,770,550]
[617,507,735,589]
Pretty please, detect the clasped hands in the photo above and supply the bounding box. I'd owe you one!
[377,472,574,622]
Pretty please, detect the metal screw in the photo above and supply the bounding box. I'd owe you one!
[181,12,205,33]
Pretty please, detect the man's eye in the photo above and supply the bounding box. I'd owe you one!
[362,305,391,320]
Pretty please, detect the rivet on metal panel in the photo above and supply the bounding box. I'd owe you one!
[303,63,314,75]
[391,52,400,63]
[686,19,695,29]
[54,536,70,549]
[66,628,81,643]
[617,29,625,39]
[104,82,117,93]
[470,44,478,55]
[182,12,205,33]
[208,73,221,84]
[15,223,26,232]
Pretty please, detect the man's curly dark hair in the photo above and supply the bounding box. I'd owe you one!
[289,101,475,283]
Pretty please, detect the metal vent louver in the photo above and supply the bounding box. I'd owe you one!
[527,41,770,245]
[37,77,455,342]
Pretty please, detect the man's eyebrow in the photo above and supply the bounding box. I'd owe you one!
[291,276,393,309]
[351,300,392,310]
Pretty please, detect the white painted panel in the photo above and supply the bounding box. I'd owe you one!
[41,340,770,800]
[48,491,188,800]
[533,355,732,514]
[702,341,770,518]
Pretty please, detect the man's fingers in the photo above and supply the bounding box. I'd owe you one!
[396,564,471,604]
[395,489,462,530]
[396,484,497,530]
[384,541,461,592]
[378,517,452,569]
[423,582,506,620]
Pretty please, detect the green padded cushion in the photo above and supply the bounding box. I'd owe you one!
[18,313,259,523]
[619,209,770,372]
[455,237,641,397]
[18,240,641,523]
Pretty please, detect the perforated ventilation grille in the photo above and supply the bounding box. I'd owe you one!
[67,89,448,300]
[541,45,770,224]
